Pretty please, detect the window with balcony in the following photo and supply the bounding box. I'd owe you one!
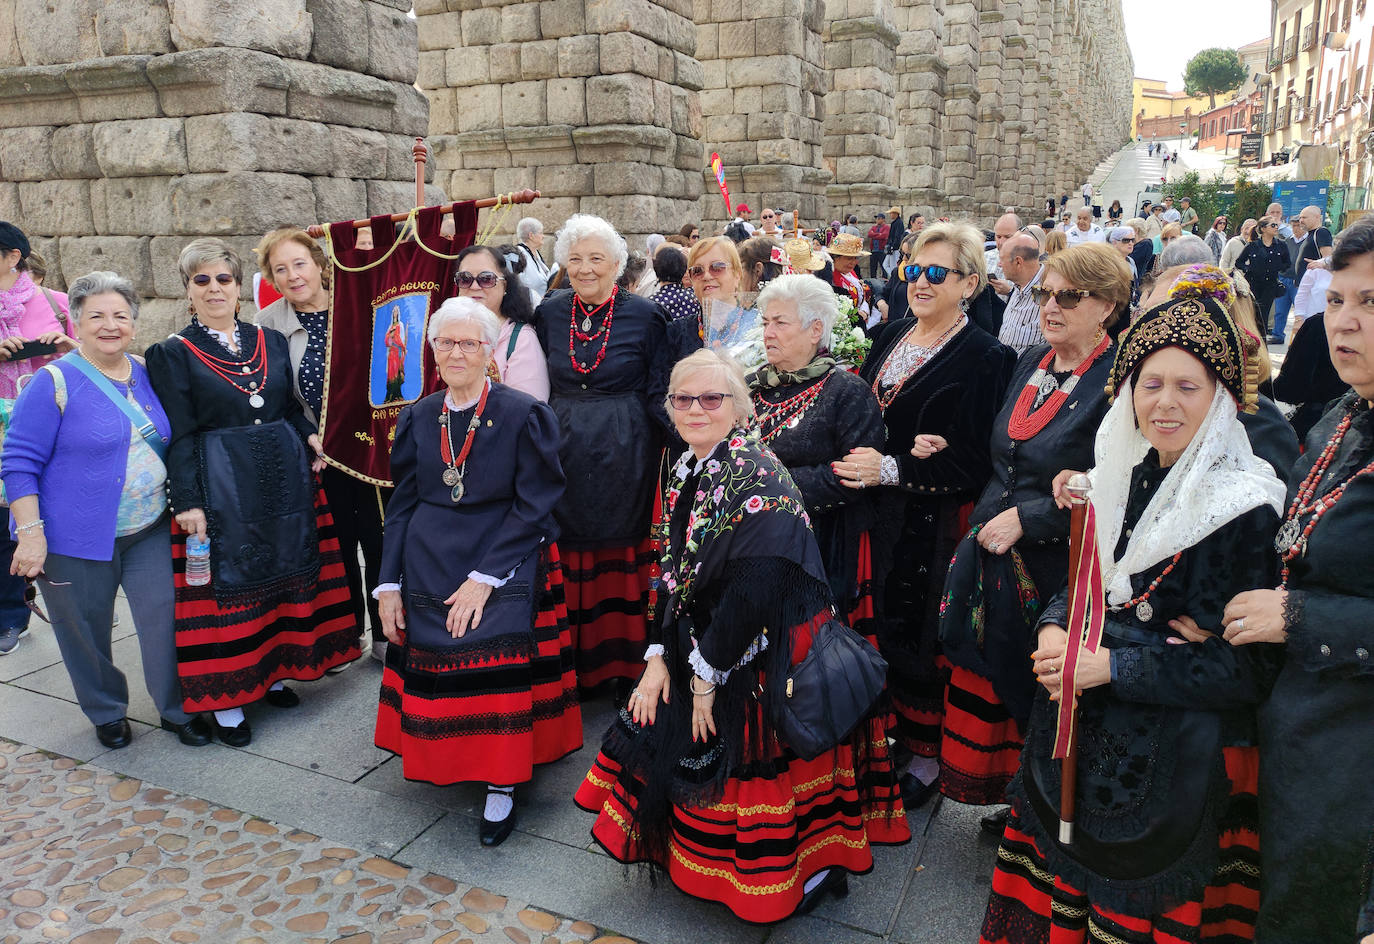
[1304,22,1318,48]
[1284,35,1299,60]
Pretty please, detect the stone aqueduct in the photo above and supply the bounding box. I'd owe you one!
[0,0,1131,338]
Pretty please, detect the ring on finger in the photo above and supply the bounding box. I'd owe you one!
[1234,617,1245,632]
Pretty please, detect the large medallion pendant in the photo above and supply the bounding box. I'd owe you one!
[248,393,265,409]
[580,316,592,333]
[1135,600,1154,622]
[1274,518,1301,554]
[450,479,465,504]
[442,467,460,487]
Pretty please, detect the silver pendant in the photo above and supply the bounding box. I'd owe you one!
[438,411,449,426]
[1036,373,1059,397]
[787,414,803,429]
[442,467,460,487]
[248,381,258,391]
[240,365,251,374]
[248,393,265,409]
[450,479,465,503]
[581,317,592,333]
[1275,518,1300,554]
[1135,600,1154,622]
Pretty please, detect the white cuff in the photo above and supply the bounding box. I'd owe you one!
[879,454,899,485]
[688,647,730,685]
[467,569,512,588]
[372,583,401,599]
[643,644,665,660]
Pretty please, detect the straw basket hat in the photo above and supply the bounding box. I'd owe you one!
[782,238,826,271]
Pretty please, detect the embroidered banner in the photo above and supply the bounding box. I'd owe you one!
[319,202,477,486]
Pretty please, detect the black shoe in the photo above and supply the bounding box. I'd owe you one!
[979,806,1010,836]
[1267,335,1285,345]
[161,715,212,747]
[795,869,849,916]
[213,719,252,747]
[899,772,941,810]
[480,793,517,847]
[263,686,300,708]
[95,718,132,749]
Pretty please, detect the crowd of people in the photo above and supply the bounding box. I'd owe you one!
[0,189,1370,942]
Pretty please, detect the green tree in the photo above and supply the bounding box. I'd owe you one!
[1230,172,1273,227]
[1183,48,1248,109]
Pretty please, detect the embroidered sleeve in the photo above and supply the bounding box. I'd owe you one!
[879,454,899,485]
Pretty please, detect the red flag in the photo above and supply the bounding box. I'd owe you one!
[1053,499,1106,759]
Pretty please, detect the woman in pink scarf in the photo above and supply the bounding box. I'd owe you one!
[0,221,76,656]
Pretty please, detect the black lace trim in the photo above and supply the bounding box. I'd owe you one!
[1281,588,1304,641]
[178,624,359,702]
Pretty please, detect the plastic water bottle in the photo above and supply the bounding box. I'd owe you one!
[185,535,211,587]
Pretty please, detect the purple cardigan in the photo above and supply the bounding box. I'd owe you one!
[2,354,171,561]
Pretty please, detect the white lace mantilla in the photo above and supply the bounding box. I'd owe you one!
[1087,380,1287,607]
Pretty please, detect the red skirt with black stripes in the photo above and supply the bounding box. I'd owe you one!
[374,544,583,786]
[980,746,1261,944]
[562,539,657,692]
[939,664,1023,805]
[171,488,360,712]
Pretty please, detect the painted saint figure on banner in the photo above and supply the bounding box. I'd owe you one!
[371,295,425,406]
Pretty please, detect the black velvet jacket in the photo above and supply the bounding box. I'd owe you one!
[1257,393,1374,943]
[535,288,670,548]
[858,318,1016,687]
[751,367,884,608]
[1017,451,1281,915]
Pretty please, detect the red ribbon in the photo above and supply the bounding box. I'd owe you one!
[1053,499,1105,759]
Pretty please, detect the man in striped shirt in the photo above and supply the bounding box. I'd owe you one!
[996,233,1045,354]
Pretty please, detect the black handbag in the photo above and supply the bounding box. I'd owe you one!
[771,618,888,761]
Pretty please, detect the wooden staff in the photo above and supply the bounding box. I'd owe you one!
[305,135,540,237]
[1060,472,1092,845]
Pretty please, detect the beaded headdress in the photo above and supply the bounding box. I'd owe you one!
[1105,293,1256,413]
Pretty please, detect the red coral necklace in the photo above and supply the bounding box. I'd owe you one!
[1006,333,1111,441]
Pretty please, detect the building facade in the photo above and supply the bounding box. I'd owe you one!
[1132,77,1210,138]
[1263,0,1326,159]
[1309,0,1374,186]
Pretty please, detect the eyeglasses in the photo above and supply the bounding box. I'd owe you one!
[668,392,732,411]
[456,271,505,289]
[192,273,236,286]
[432,338,489,353]
[687,261,731,280]
[1030,287,1093,309]
[761,213,775,220]
[1114,237,1136,244]
[901,263,966,285]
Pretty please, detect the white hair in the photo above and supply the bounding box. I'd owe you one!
[1158,233,1213,269]
[754,273,839,351]
[427,296,500,348]
[553,214,628,278]
[666,348,756,428]
[516,217,543,241]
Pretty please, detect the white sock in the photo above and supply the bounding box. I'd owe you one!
[214,708,245,727]
[269,681,285,692]
[803,870,830,893]
[484,786,514,822]
[906,756,939,785]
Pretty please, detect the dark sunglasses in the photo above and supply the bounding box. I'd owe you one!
[687,261,731,280]
[191,273,236,286]
[1030,287,1093,309]
[668,392,732,411]
[456,270,505,289]
[901,263,965,285]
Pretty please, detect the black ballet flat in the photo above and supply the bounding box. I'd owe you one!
[899,772,941,810]
[95,718,132,749]
[480,808,517,847]
[213,719,252,747]
[795,869,849,916]
[160,715,212,747]
[263,686,300,709]
[980,806,1010,836]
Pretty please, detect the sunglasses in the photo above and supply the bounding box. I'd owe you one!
[687,260,731,280]
[1030,287,1093,309]
[191,273,236,286]
[900,263,966,285]
[762,213,775,219]
[456,270,505,289]
[432,338,488,353]
[668,392,732,411]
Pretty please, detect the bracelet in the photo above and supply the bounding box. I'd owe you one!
[16,519,44,534]
[689,678,716,696]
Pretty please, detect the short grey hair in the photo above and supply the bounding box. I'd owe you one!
[666,348,755,428]
[68,270,140,321]
[427,296,500,348]
[177,237,242,288]
[755,273,839,351]
[516,217,543,241]
[1159,234,1213,270]
[554,214,628,278]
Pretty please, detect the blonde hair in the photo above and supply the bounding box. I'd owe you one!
[1043,229,1068,256]
[1042,243,1133,328]
[1227,289,1273,384]
[1161,223,1183,242]
[909,221,987,293]
[685,236,744,301]
[254,226,331,290]
[666,348,755,428]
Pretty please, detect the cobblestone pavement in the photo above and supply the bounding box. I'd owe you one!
[0,739,638,944]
